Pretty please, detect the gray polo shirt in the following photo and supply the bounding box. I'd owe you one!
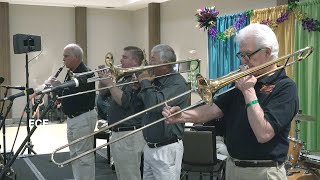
[108,75,144,127]
[138,73,189,143]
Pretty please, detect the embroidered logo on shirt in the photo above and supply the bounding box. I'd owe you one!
[260,84,275,94]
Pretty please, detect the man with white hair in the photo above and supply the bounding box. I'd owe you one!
[163,23,299,179]
[49,43,97,180]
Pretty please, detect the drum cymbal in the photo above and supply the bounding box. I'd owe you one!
[294,114,316,122]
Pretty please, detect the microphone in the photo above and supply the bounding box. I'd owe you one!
[1,85,26,90]
[38,78,81,94]
[0,77,4,84]
[0,88,34,102]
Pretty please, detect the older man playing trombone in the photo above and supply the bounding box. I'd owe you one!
[163,23,299,180]
[137,44,189,180]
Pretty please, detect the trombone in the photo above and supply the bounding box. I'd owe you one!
[197,46,313,104]
[58,58,201,99]
[72,52,115,78]
[51,89,199,167]
[72,47,199,82]
[78,59,200,83]
[51,46,313,167]
[70,52,119,83]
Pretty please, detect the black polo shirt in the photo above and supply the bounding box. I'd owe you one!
[61,62,96,115]
[107,75,144,127]
[215,69,299,162]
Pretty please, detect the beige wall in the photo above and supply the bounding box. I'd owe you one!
[8,0,277,118]
[87,8,136,69]
[133,7,149,60]
[87,7,149,70]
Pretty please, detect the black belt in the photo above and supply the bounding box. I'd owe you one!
[147,139,180,148]
[111,126,141,132]
[234,160,283,167]
[66,109,93,118]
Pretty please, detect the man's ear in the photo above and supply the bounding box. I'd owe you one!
[133,58,141,66]
[266,48,272,58]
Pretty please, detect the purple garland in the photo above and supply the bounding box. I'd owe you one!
[196,2,319,41]
[195,7,219,31]
[233,14,248,30]
[302,18,320,32]
[260,11,289,28]
[277,12,289,23]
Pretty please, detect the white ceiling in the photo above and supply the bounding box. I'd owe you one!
[1,0,171,10]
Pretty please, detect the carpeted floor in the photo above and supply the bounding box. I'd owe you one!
[11,150,117,180]
[2,123,224,180]
[9,150,223,180]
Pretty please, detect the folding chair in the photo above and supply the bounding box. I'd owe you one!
[181,126,225,180]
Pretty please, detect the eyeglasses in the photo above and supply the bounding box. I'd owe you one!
[236,48,263,61]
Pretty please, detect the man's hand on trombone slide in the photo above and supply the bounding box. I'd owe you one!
[162,105,184,124]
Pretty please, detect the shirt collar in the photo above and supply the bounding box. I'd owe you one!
[258,69,287,84]
[72,62,85,73]
[155,69,176,85]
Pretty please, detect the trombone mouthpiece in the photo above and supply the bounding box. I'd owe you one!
[240,64,249,70]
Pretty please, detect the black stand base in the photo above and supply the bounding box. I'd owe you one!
[20,143,37,156]
[0,167,16,180]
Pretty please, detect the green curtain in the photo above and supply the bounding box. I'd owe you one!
[293,0,320,151]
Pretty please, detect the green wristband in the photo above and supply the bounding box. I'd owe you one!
[246,100,259,108]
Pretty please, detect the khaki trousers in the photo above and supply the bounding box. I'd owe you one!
[67,110,97,180]
[226,157,287,180]
[110,130,146,180]
[143,140,184,180]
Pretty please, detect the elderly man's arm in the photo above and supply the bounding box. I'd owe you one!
[163,103,224,124]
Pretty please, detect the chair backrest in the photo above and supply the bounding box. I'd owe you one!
[183,126,217,166]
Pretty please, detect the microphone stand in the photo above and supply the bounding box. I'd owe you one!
[0,100,13,166]
[0,95,57,179]
[0,87,10,127]
[0,87,10,167]
[10,103,34,159]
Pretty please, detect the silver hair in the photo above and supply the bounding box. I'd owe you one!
[236,23,279,59]
[151,44,176,62]
[64,43,83,61]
